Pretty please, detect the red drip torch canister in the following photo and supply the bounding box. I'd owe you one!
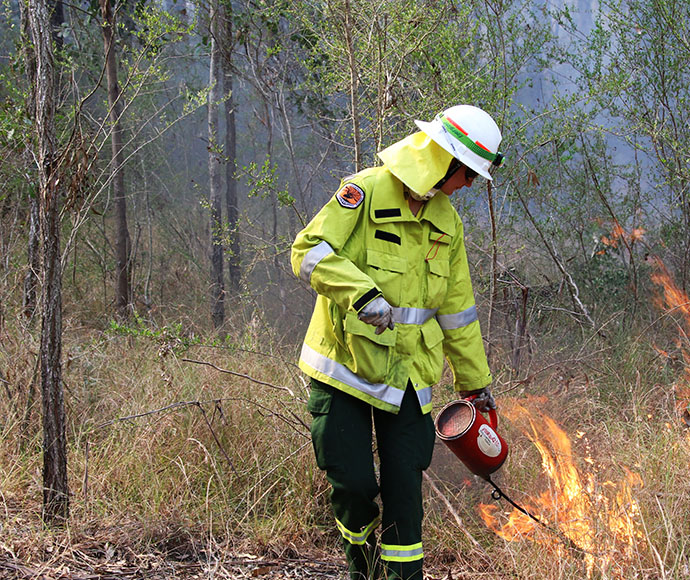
[434,399,508,479]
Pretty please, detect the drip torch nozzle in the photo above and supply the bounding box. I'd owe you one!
[485,476,591,556]
[486,476,542,525]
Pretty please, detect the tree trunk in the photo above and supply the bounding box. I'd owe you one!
[222,1,240,293]
[341,0,362,171]
[100,0,131,319]
[49,0,65,52]
[23,199,41,321]
[27,0,69,523]
[486,179,499,363]
[208,0,225,329]
[19,0,40,322]
[261,101,280,277]
[21,0,65,324]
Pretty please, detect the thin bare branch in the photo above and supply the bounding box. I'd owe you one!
[181,358,295,396]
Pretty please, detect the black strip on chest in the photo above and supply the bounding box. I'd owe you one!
[374,230,401,245]
[374,208,402,219]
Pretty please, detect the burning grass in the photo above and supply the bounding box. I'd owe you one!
[650,257,690,420]
[477,397,645,578]
[2,307,690,579]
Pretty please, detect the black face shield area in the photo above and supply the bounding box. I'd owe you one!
[434,158,477,189]
[434,159,462,189]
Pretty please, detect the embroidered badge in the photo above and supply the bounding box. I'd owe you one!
[336,183,365,209]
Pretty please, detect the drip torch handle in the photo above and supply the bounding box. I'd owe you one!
[464,394,499,428]
[488,408,498,429]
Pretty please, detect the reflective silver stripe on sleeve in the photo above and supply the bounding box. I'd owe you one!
[391,307,438,325]
[415,386,432,409]
[436,305,478,330]
[381,542,424,562]
[299,241,334,283]
[300,344,405,408]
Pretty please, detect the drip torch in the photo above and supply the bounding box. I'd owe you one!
[434,398,597,554]
[434,398,544,527]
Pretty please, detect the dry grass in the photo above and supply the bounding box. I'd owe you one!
[1,315,690,579]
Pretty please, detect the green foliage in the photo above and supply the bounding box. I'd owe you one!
[291,0,506,161]
[107,313,199,347]
[561,0,690,278]
[240,157,294,206]
[132,3,196,56]
[0,76,30,147]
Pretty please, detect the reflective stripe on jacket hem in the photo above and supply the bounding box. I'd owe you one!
[336,515,381,545]
[391,306,438,325]
[300,344,405,408]
[416,386,432,410]
[436,305,478,330]
[299,241,334,282]
[381,542,424,562]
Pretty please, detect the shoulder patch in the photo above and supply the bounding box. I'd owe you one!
[336,183,365,209]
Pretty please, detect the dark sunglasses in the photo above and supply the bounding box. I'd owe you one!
[464,166,478,180]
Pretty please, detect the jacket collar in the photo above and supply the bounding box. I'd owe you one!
[420,190,457,236]
[370,169,457,236]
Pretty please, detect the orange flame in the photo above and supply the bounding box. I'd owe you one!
[600,221,645,249]
[649,257,690,325]
[479,398,643,577]
[649,257,690,413]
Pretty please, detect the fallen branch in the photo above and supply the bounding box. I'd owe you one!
[496,347,610,396]
[96,399,199,428]
[182,358,295,396]
[515,188,599,333]
[95,394,309,440]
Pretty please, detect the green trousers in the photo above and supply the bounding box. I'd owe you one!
[308,378,436,580]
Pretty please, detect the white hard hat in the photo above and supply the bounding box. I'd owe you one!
[414,105,503,181]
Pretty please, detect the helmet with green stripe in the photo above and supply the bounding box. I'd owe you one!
[415,105,503,181]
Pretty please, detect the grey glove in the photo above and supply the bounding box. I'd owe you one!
[358,296,395,335]
[458,386,496,412]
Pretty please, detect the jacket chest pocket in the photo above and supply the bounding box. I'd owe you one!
[365,249,407,305]
[424,232,451,307]
[343,311,396,384]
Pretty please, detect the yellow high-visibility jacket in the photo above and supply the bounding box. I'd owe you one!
[291,133,491,414]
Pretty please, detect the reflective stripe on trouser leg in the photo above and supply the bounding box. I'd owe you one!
[308,379,381,580]
[374,382,435,580]
[336,515,381,545]
[381,542,424,562]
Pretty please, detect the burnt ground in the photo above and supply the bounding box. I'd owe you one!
[0,535,489,580]
[0,524,348,580]
[0,552,345,579]
[0,548,482,580]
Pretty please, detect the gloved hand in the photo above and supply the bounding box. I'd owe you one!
[358,296,395,335]
[458,387,496,413]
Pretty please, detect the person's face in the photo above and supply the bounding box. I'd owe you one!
[440,164,476,195]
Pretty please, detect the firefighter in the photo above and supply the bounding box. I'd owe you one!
[291,105,503,580]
